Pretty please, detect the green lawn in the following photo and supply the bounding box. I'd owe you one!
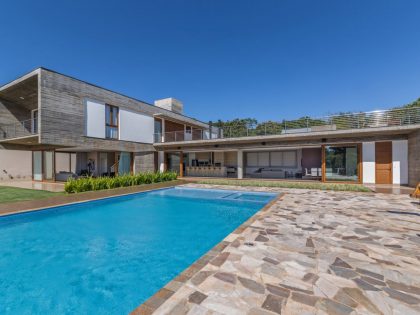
[197,179,372,192]
[0,186,62,203]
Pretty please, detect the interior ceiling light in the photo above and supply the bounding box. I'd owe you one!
[19,96,25,100]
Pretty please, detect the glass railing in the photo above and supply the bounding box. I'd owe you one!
[0,118,38,140]
[154,107,420,143]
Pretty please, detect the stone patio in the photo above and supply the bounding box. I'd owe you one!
[134,184,420,315]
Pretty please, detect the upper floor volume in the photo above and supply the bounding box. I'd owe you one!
[0,68,213,151]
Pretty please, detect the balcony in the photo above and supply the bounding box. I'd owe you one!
[0,119,38,142]
[154,107,420,143]
[154,128,221,143]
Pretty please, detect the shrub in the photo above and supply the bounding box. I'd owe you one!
[64,171,178,193]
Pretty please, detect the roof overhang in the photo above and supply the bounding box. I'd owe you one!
[153,113,208,129]
[154,124,420,151]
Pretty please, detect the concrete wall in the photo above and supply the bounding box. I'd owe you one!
[134,152,155,173]
[39,69,205,152]
[0,99,31,127]
[408,129,420,187]
[362,142,375,183]
[0,149,32,181]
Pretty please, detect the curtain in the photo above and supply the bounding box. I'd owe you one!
[118,152,131,175]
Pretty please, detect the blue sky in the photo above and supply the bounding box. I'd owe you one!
[1,0,419,121]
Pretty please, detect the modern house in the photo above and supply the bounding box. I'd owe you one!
[1,68,419,187]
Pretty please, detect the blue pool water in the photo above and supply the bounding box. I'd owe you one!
[0,187,276,314]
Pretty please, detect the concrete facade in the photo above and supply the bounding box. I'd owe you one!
[134,152,156,173]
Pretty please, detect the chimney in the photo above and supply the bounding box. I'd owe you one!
[154,98,183,114]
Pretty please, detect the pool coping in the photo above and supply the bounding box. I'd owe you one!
[0,180,188,217]
[130,189,285,315]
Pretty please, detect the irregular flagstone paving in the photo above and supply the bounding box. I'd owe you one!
[133,184,420,315]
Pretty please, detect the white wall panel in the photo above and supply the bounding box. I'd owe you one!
[85,99,105,138]
[119,109,154,144]
[392,140,408,185]
[362,142,375,183]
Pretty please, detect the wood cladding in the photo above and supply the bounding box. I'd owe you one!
[375,141,392,184]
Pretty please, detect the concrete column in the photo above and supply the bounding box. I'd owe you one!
[237,150,243,179]
[408,129,420,187]
[158,151,165,172]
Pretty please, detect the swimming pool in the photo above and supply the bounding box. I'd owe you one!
[0,187,277,314]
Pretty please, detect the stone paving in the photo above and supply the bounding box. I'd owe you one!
[135,184,420,315]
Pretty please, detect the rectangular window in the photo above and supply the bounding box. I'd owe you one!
[105,104,119,139]
[246,151,297,168]
[282,151,297,167]
[270,152,283,166]
[258,152,270,166]
[324,145,359,182]
[246,153,259,166]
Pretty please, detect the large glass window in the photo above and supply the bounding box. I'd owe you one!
[118,152,132,175]
[105,104,119,139]
[154,119,162,142]
[324,145,359,182]
[245,151,297,168]
[33,151,42,181]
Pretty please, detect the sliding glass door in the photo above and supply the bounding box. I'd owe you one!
[32,151,55,181]
[323,145,360,182]
[43,151,55,181]
[33,151,42,181]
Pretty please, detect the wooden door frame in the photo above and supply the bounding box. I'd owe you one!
[321,143,362,184]
[375,141,393,184]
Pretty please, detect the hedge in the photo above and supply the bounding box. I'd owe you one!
[64,171,178,193]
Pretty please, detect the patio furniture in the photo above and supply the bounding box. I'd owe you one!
[55,171,78,182]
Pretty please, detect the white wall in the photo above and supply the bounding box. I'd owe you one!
[119,109,154,143]
[392,140,408,185]
[0,150,32,181]
[362,142,375,183]
[85,99,105,138]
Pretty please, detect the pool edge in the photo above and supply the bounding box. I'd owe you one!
[0,180,188,217]
[130,191,286,315]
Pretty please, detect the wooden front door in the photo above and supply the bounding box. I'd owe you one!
[375,142,392,184]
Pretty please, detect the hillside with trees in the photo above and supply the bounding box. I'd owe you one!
[212,97,420,137]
